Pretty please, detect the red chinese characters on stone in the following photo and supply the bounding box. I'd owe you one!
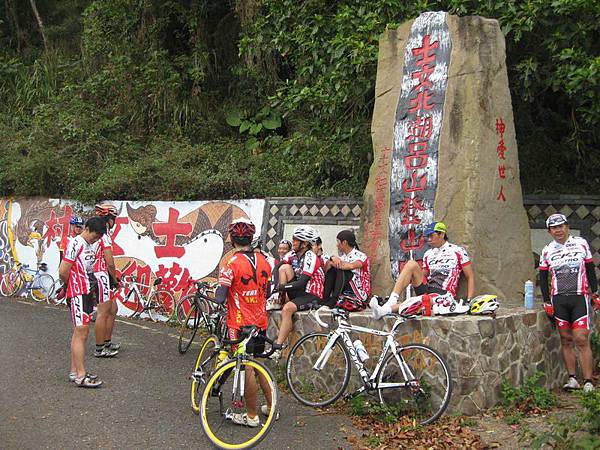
[401,229,425,252]
[407,115,433,141]
[400,196,425,225]
[495,117,507,202]
[152,208,192,258]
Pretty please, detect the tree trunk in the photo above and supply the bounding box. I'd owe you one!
[28,0,49,52]
[5,0,26,51]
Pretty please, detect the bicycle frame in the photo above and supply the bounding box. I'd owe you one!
[312,310,418,395]
[121,278,155,310]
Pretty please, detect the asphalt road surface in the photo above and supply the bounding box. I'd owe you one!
[0,297,354,449]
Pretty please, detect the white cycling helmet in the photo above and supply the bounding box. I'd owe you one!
[431,295,470,315]
[469,294,500,315]
[292,225,319,243]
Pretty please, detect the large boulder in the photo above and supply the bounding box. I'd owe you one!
[360,12,533,304]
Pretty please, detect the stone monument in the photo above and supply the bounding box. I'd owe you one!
[360,11,533,303]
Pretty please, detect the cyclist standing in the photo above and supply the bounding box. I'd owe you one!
[59,217,106,388]
[370,221,474,319]
[93,203,120,357]
[213,218,274,426]
[55,216,85,301]
[540,213,597,393]
[272,225,324,359]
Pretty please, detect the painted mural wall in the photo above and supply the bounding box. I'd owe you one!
[0,198,265,314]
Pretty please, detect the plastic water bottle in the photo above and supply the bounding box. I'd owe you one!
[353,339,370,362]
[524,280,534,309]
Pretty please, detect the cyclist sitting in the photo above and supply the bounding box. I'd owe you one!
[370,221,474,319]
[213,218,274,426]
[540,214,597,393]
[272,225,324,359]
[58,217,106,388]
[322,229,371,311]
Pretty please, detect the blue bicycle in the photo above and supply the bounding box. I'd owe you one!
[0,262,56,302]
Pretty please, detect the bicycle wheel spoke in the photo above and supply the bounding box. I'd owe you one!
[378,344,452,425]
[148,290,175,322]
[286,333,350,407]
[31,274,55,302]
[201,360,277,449]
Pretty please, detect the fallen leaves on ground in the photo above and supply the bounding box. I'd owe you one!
[346,415,485,449]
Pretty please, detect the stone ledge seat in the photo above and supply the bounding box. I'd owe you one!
[268,307,567,415]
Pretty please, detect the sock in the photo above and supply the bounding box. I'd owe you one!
[96,344,104,352]
[104,340,111,348]
[584,379,593,384]
[385,292,400,308]
[569,374,577,379]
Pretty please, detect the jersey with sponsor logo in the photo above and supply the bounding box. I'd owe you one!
[341,248,371,301]
[219,251,272,330]
[93,233,112,274]
[539,235,593,296]
[63,235,96,297]
[423,242,471,297]
[298,250,325,299]
[281,250,300,272]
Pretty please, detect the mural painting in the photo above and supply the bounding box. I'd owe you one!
[0,198,266,317]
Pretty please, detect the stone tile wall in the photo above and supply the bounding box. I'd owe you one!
[268,309,598,415]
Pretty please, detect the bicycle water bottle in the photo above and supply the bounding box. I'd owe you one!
[217,349,228,364]
[524,280,534,309]
[353,339,370,362]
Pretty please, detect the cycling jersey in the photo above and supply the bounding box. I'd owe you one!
[93,233,112,274]
[63,235,96,297]
[340,248,371,301]
[281,250,300,271]
[422,242,471,297]
[539,235,593,296]
[298,250,325,299]
[219,251,272,331]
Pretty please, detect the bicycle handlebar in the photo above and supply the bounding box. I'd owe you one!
[220,326,279,358]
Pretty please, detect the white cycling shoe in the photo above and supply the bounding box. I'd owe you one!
[563,376,580,390]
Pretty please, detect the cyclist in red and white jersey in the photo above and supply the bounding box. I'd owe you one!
[93,203,119,358]
[272,225,324,359]
[323,229,371,311]
[370,221,475,319]
[55,216,85,301]
[539,213,597,392]
[213,218,274,426]
[59,217,106,388]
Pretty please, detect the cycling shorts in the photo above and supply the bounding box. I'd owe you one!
[551,295,590,330]
[414,283,448,296]
[227,328,266,356]
[288,289,320,311]
[69,293,95,327]
[94,272,112,304]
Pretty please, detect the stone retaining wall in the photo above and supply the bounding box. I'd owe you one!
[268,308,597,415]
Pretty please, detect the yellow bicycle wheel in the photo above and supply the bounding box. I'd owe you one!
[191,335,219,414]
[200,359,278,450]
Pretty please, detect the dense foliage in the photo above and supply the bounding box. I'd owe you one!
[0,0,598,202]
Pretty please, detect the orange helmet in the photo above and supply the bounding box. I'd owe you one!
[95,203,118,217]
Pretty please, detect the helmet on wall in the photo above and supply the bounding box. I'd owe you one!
[397,296,423,317]
[292,225,319,243]
[228,218,256,238]
[469,295,500,315]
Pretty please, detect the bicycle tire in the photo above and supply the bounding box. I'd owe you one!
[178,302,199,354]
[286,332,351,408]
[377,343,452,425]
[147,290,175,322]
[191,335,219,414]
[30,273,55,302]
[1,270,22,297]
[200,359,278,450]
[175,294,195,325]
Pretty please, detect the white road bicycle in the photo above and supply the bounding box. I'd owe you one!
[285,307,452,425]
[117,275,175,322]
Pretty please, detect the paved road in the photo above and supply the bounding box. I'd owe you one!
[0,298,353,449]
